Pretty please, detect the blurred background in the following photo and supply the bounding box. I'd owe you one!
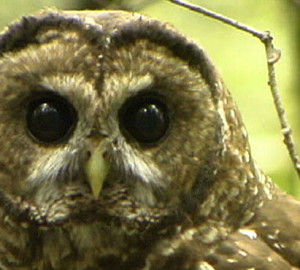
[0,0,299,197]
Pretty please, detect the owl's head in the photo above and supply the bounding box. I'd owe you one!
[0,10,270,229]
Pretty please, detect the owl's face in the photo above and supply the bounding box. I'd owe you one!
[0,10,259,228]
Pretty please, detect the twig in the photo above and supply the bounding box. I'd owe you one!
[168,0,300,179]
[264,41,300,176]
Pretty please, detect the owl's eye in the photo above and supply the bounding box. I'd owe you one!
[119,93,169,144]
[26,94,77,144]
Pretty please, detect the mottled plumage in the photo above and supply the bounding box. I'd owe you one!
[0,9,299,270]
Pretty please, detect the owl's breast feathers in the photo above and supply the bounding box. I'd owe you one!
[0,187,299,269]
[145,190,300,270]
[0,9,299,270]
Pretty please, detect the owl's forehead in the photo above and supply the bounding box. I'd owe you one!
[0,10,215,99]
[0,10,219,82]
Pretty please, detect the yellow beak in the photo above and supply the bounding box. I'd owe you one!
[85,145,110,199]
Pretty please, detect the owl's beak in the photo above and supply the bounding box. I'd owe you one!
[85,144,110,199]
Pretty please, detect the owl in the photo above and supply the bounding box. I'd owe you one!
[0,9,299,270]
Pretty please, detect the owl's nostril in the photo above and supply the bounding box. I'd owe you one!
[86,149,107,160]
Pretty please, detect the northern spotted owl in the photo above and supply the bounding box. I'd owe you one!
[0,9,299,270]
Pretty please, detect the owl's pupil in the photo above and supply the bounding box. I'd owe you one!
[27,94,77,143]
[119,94,169,144]
[134,104,164,138]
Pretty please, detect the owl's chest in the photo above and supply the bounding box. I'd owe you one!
[26,223,150,270]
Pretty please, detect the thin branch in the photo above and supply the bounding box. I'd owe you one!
[265,41,300,175]
[168,0,300,179]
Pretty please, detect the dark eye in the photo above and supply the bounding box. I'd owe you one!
[26,93,77,144]
[119,93,169,144]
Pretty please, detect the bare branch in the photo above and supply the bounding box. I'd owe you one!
[168,0,300,179]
